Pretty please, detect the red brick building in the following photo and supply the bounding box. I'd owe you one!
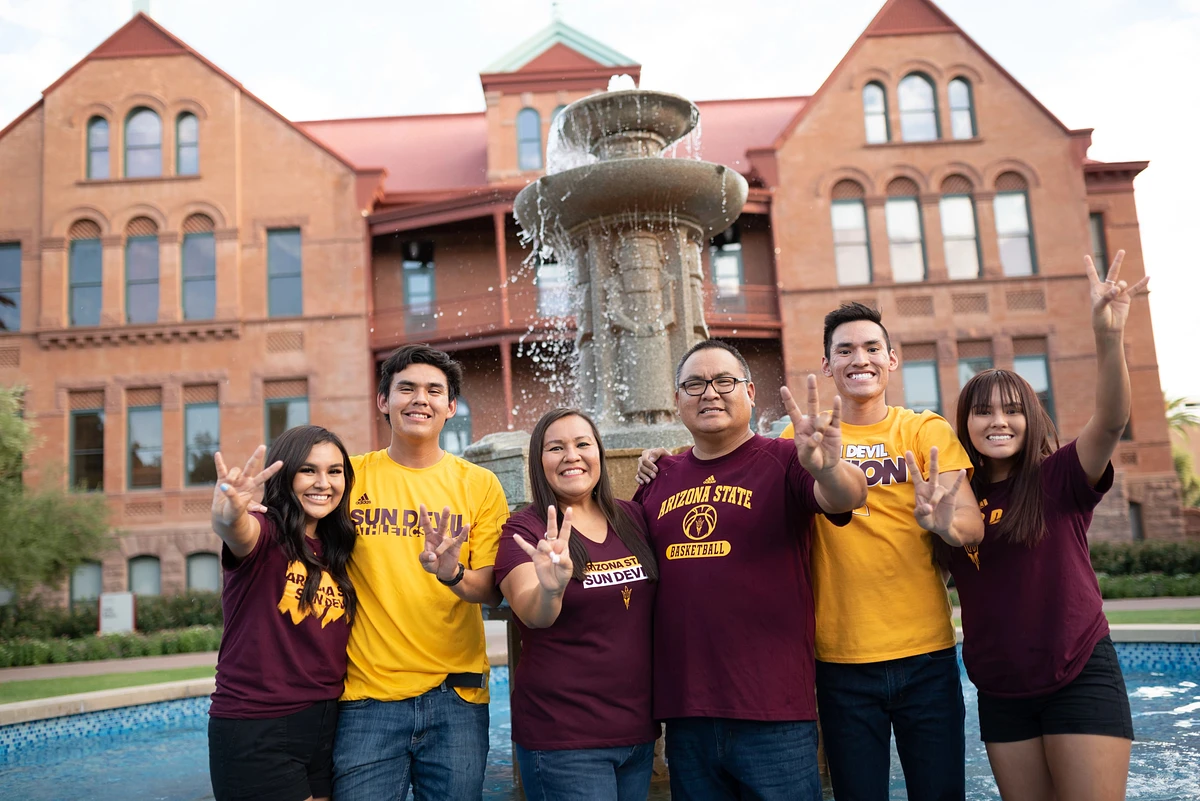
[0,0,1179,602]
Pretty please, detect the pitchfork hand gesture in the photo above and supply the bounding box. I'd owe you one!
[418,504,472,581]
[782,375,844,476]
[905,447,966,539]
[1087,249,1149,336]
[211,446,282,558]
[512,505,575,595]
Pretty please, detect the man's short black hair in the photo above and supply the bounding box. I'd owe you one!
[822,302,892,361]
[674,339,753,386]
[377,345,464,423]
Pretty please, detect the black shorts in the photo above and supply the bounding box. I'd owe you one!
[208,700,339,801]
[977,635,1134,743]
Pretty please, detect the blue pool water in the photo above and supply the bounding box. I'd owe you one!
[2,646,1198,801]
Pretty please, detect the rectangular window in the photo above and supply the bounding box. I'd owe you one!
[831,200,871,285]
[1013,353,1055,424]
[1129,501,1144,541]
[267,228,302,317]
[71,562,103,605]
[70,239,103,327]
[126,236,159,324]
[995,192,1035,276]
[0,243,20,331]
[71,409,105,491]
[1089,213,1109,277]
[265,397,309,447]
[957,355,993,390]
[182,232,216,320]
[902,360,941,414]
[128,405,163,489]
[940,196,981,280]
[185,403,219,486]
[403,241,435,319]
[536,259,571,317]
[885,198,926,283]
[710,227,744,298]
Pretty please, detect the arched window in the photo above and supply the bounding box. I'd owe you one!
[949,78,976,139]
[128,555,161,596]
[898,73,939,142]
[885,177,926,282]
[125,217,159,324]
[87,117,110,179]
[70,561,103,606]
[551,105,567,123]
[440,397,472,456]
[187,552,221,592]
[69,219,103,326]
[994,172,1036,276]
[176,112,199,175]
[517,108,542,171]
[862,83,889,144]
[182,213,216,320]
[125,107,162,178]
[830,180,871,285]
[939,175,980,279]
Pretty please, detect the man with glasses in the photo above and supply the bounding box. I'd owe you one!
[632,339,866,800]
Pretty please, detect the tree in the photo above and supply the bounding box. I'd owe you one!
[0,387,112,600]
[1166,395,1200,509]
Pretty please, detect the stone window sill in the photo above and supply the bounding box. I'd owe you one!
[864,137,982,149]
[38,320,240,349]
[76,174,201,187]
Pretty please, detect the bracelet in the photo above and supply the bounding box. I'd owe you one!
[438,562,466,587]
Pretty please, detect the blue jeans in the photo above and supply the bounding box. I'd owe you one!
[332,684,489,801]
[816,647,965,801]
[665,718,821,800]
[515,741,655,801]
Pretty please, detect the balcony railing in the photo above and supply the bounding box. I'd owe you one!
[370,283,781,351]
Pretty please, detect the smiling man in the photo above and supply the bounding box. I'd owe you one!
[332,344,509,801]
[632,339,866,801]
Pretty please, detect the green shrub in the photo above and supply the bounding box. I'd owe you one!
[135,592,223,633]
[1098,573,1200,599]
[1090,541,1200,577]
[0,592,223,642]
[0,626,221,668]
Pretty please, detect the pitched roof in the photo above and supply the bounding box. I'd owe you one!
[484,20,636,73]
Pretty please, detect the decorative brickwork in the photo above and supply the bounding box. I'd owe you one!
[995,171,1028,191]
[957,340,991,359]
[266,331,304,353]
[1006,290,1046,312]
[126,216,158,236]
[264,378,307,399]
[182,384,218,404]
[896,295,934,316]
[0,347,18,368]
[831,179,866,199]
[902,342,936,361]
[951,293,988,314]
[940,174,973,194]
[70,390,105,410]
[182,213,214,233]
[68,219,101,239]
[126,386,161,407]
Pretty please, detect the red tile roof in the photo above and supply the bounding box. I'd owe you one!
[297,95,806,198]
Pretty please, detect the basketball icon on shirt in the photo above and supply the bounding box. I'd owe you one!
[681,504,718,540]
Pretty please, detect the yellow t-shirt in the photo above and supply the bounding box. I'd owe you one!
[781,407,972,662]
[342,449,509,703]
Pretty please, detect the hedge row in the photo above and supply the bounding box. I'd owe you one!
[0,625,221,668]
[1089,541,1200,577]
[948,571,1200,607]
[0,591,223,641]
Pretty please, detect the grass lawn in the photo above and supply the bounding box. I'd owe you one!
[952,609,1200,628]
[0,665,215,705]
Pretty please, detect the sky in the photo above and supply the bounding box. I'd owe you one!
[1,0,1198,398]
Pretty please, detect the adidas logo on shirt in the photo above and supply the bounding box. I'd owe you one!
[355,492,371,505]
[703,475,716,485]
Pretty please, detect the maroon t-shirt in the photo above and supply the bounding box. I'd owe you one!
[949,441,1114,698]
[494,500,658,750]
[210,512,351,719]
[632,434,851,722]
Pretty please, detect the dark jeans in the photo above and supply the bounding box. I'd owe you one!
[664,717,821,800]
[816,647,965,801]
[331,684,489,801]
[515,741,655,801]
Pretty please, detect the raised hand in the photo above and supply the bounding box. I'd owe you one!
[904,447,966,537]
[635,448,671,485]
[1087,249,1149,335]
[513,505,575,594]
[212,446,282,525]
[418,504,472,580]
[782,375,844,475]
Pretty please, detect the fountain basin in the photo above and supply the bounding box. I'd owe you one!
[554,89,698,160]
[514,158,749,245]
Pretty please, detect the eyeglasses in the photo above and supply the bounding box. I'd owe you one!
[678,377,750,396]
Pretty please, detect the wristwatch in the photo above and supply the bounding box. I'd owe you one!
[438,562,466,587]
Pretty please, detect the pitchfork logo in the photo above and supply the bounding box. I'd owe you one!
[681,504,718,540]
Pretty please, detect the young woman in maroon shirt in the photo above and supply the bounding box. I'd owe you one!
[494,408,660,801]
[208,425,359,801]
[942,252,1147,801]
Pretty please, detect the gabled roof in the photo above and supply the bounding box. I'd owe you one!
[772,0,1071,149]
[1,12,374,183]
[484,20,636,73]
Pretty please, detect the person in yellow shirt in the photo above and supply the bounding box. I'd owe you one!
[331,344,509,801]
[637,304,984,799]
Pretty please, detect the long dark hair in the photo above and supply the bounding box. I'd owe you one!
[528,408,659,583]
[262,425,358,624]
[936,369,1059,565]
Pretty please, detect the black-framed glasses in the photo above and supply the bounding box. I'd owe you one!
[678,377,750,396]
